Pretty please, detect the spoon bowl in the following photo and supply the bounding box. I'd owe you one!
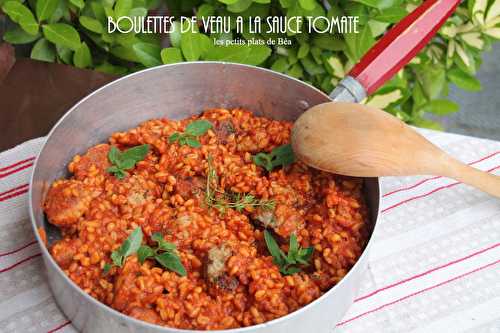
[292,102,500,198]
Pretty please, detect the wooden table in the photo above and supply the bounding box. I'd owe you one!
[0,56,116,151]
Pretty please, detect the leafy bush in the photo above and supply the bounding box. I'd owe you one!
[1,0,500,128]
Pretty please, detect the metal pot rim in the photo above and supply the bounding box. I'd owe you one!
[29,61,381,333]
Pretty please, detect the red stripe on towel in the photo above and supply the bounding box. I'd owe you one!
[338,259,500,326]
[0,253,41,273]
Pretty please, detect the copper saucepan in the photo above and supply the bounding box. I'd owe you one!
[29,1,460,332]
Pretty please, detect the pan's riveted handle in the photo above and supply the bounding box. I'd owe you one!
[330,0,461,103]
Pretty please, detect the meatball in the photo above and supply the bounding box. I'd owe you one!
[253,204,303,238]
[175,176,205,200]
[69,144,111,179]
[50,238,81,269]
[112,260,141,311]
[214,120,236,144]
[128,307,162,325]
[205,245,238,291]
[113,260,164,314]
[44,180,100,227]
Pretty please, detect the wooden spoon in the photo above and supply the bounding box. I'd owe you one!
[291,102,500,198]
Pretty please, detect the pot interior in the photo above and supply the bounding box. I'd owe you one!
[30,61,380,332]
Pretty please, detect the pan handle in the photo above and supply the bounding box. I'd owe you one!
[330,0,461,103]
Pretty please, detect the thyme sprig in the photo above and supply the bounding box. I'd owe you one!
[205,155,275,214]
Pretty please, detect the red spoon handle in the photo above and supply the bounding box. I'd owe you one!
[349,0,460,95]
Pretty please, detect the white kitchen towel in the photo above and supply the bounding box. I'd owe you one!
[0,130,499,333]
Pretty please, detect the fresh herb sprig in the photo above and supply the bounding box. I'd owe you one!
[107,144,150,179]
[264,230,313,275]
[205,155,275,214]
[103,227,186,277]
[104,227,144,274]
[169,119,213,148]
[137,232,187,276]
[253,144,295,172]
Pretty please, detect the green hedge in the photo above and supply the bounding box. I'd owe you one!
[2,0,500,128]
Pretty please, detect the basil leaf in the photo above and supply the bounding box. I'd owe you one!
[120,227,143,258]
[36,0,60,22]
[253,153,273,172]
[296,247,314,265]
[110,251,124,266]
[31,38,56,62]
[185,120,213,136]
[108,146,120,165]
[264,230,286,266]
[270,144,295,168]
[42,23,81,51]
[151,232,163,243]
[117,158,136,170]
[116,170,127,179]
[106,165,119,172]
[3,28,40,44]
[103,262,112,274]
[281,265,301,275]
[120,144,150,164]
[169,133,181,143]
[152,233,177,251]
[265,230,313,275]
[288,234,299,260]
[106,166,126,180]
[137,245,155,264]
[253,144,295,172]
[155,252,187,276]
[185,137,201,148]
